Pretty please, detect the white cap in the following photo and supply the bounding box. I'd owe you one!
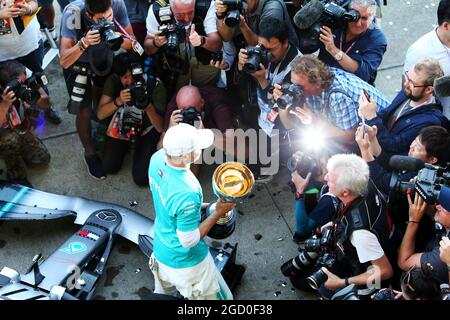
[163,123,214,156]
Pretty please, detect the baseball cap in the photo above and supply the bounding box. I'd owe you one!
[163,123,214,156]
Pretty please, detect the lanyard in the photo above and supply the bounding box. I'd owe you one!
[339,31,358,54]
[114,18,144,55]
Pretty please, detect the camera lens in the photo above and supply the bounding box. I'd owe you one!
[167,33,178,49]
[304,238,321,252]
[224,10,240,27]
[104,29,124,51]
[280,250,319,277]
[307,268,328,290]
[276,94,294,110]
[243,55,261,74]
[286,156,298,173]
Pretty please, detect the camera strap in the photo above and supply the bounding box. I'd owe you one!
[114,18,144,56]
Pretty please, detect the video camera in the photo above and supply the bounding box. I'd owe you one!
[221,0,247,28]
[128,63,150,110]
[243,44,271,74]
[180,107,205,126]
[274,82,305,110]
[90,18,123,51]
[294,0,361,48]
[389,156,450,211]
[280,226,336,290]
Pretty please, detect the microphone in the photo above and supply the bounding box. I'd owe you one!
[389,155,425,172]
[293,0,324,30]
[433,75,450,98]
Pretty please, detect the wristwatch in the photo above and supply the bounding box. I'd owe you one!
[334,50,344,61]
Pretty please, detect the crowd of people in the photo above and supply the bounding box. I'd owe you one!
[1,0,450,300]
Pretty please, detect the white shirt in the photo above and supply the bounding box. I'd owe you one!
[404,28,450,118]
[0,3,41,61]
[350,229,385,264]
[146,0,217,37]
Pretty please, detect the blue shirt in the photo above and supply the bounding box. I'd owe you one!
[305,68,390,130]
[148,149,208,268]
[317,25,387,83]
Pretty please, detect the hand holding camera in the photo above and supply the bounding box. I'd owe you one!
[320,267,344,290]
[169,109,183,127]
[13,1,32,17]
[83,29,102,47]
[407,192,427,224]
[118,88,132,106]
[1,86,17,107]
[291,170,312,194]
[319,26,338,54]
[153,30,168,48]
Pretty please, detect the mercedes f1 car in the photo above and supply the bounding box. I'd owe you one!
[0,183,245,300]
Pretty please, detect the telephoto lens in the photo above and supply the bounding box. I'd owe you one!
[68,74,88,114]
[280,250,319,277]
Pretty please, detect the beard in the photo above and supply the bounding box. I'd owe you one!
[404,85,425,102]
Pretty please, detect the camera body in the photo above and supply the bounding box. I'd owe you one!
[275,82,305,110]
[221,0,247,28]
[299,0,361,48]
[243,44,271,74]
[287,153,321,193]
[128,63,149,110]
[180,106,205,126]
[159,22,186,50]
[121,106,143,143]
[90,18,123,51]
[390,162,450,208]
[211,51,223,64]
[4,78,40,105]
[280,226,335,284]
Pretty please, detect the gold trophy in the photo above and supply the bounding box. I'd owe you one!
[203,162,255,239]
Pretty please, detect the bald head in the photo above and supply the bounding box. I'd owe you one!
[176,85,204,111]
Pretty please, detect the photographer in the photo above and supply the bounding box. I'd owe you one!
[397,195,450,296]
[60,0,135,180]
[215,0,298,46]
[356,125,450,234]
[289,151,338,242]
[275,55,389,147]
[312,0,387,84]
[236,18,301,179]
[97,53,166,187]
[0,60,50,187]
[144,0,222,93]
[358,58,450,157]
[0,0,62,124]
[159,84,236,174]
[284,154,394,298]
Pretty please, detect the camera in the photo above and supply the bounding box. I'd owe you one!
[287,153,321,193]
[222,0,247,28]
[280,227,335,280]
[306,252,335,290]
[128,63,149,110]
[296,0,361,49]
[180,106,205,126]
[389,158,450,210]
[90,18,123,51]
[68,64,91,114]
[211,51,223,64]
[4,78,40,105]
[275,82,305,110]
[159,22,186,50]
[243,44,271,74]
[121,105,143,143]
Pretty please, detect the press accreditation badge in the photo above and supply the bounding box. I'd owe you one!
[132,40,144,56]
